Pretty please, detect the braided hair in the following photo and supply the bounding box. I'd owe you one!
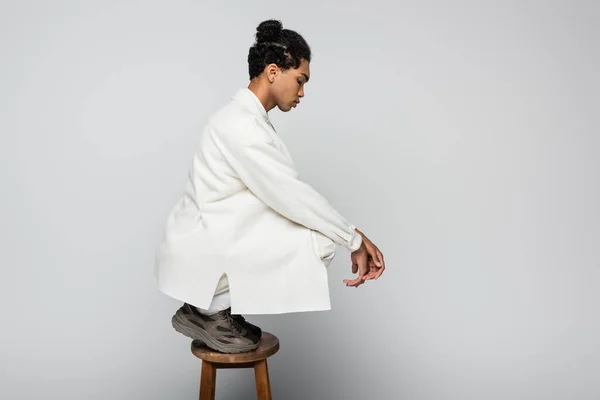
[247,19,312,80]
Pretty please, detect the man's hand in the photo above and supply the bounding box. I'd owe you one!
[344,242,369,287]
[343,228,385,287]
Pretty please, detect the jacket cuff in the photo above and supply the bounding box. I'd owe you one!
[348,229,363,252]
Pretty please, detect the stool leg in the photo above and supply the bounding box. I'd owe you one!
[199,360,217,400]
[254,359,272,400]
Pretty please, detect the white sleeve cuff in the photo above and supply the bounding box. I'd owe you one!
[348,229,363,252]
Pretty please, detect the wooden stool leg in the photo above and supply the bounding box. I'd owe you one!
[199,360,217,400]
[254,359,272,400]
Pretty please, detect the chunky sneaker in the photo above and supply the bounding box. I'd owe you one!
[231,312,262,339]
[171,303,260,353]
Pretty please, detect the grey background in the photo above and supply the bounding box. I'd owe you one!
[1,1,598,399]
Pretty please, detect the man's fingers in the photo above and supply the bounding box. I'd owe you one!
[374,250,385,278]
[365,269,378,280]
[344,275,366,286]
[363,265,376,280]
[371,248,382,267]
[365,245,381,267]
[358,257,369,277]
[377,250,384,267]
[343,279,362,287]
[374,265,385,279]
[345,248,380,286]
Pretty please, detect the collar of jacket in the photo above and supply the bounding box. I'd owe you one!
[231,88,270,123]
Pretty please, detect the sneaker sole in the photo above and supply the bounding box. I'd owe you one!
[171,309,259,354]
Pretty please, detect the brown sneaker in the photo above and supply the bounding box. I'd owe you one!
[171,303,260,353]
[231,312,262,339]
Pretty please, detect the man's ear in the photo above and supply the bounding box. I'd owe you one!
[265,63,279,83]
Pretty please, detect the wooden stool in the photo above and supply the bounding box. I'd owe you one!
[190,332,280,400]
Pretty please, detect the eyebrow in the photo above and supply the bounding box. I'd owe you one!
[301,73,310,83]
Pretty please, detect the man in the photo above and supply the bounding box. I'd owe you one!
[155,19,385,353]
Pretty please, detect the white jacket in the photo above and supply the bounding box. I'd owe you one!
[154,88,362,314]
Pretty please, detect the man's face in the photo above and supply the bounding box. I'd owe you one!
[271,58,310,112]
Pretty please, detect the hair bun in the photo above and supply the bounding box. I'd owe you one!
[256,19,283,43]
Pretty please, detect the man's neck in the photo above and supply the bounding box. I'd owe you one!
[247,81,275,112]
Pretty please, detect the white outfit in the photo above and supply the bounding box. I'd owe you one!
[154,88,362,315]
[196,230,337,315]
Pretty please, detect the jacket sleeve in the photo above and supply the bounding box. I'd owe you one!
[209,119,362,252]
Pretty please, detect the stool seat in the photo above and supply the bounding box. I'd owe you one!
[190,331,279,400]
[191,332,279,364]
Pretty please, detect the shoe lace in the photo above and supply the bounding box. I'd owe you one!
[217,310,245,335]
[232,314,246,323]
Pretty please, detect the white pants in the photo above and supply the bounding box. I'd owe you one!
[197,231,336,314]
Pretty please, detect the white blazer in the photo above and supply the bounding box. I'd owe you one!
[154,88,362,314]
